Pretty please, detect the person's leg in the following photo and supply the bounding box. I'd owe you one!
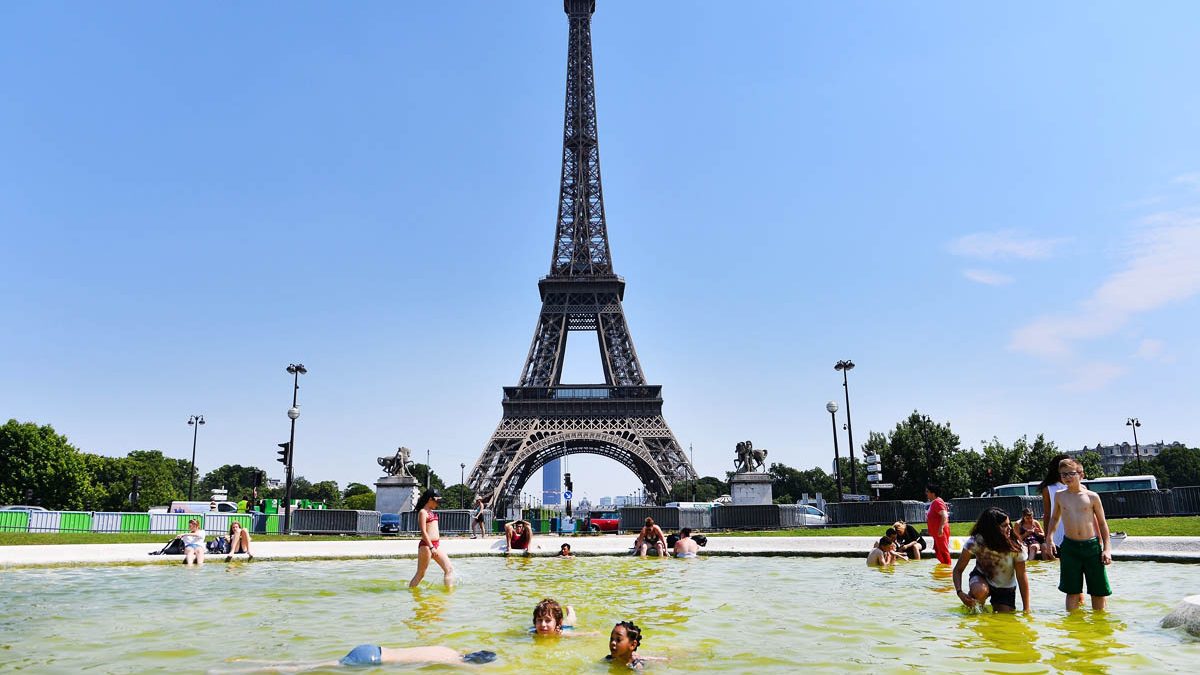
[184,547,195,565]
[431,548,454,588]
[1091,595,1107,611]
[409,546,431,587]
[196,548,205,566]
[968,574,990,607]
[907,542,922,560]
[933,531,951,565]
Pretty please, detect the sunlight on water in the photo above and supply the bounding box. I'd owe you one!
[1,556,1197,673]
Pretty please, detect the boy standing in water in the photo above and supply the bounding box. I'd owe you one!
[925,483,952,564]
[1045,458,1113,611]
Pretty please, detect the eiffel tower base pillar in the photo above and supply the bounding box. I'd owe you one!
[375,476,420,514]
[730,473,774,506]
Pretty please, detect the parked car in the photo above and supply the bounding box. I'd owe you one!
[587,510,620,533]
[797,505,827,527]
[380,513,400,535]
[0,505,48,511]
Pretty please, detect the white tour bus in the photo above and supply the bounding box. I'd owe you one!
[984,475,1158,497]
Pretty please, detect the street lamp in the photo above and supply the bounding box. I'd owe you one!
[283,363,307,534]
[186,415,205,501]
[460,463,466,508]
[835,359,858,495]
[1126,418,1143,474]
[826,401,843,502]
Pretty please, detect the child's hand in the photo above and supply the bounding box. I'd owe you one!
[1101,551,1112,565]
[1044,543,1056,560]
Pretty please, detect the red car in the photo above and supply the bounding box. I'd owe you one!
[586,511,620,533]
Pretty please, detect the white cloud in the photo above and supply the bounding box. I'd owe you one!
[947,230,1070,260]
[962,269,1014,286]
[1010,210,1200,360]
[1171,172,1200,191]
[1061,362,1127,392]
[1134,338,1165,360]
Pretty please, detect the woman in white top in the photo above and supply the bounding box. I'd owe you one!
[1038,454,1071,547]
[178,518,207,566]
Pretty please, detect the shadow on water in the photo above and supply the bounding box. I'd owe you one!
[1044,612,1128,674]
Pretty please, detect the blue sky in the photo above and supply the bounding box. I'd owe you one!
[3,2,1198,503]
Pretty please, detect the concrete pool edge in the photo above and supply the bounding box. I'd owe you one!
[3,535,1199,568]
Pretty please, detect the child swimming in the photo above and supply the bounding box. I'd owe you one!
[953,506,1030,613]
[606,621,646,670]
[558,543,575,558]
[531,597,579,636]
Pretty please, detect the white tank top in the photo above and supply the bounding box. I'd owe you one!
[1046,482,1067,546]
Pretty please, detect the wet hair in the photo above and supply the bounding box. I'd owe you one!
[925,483,941,497]
[533,598,564,626]
[679,528,692,538]
[644,517,655,527]
[614,621,642,649]
[560,543,571,553]
[970,506,1021,553]
[1037,453,1073,489]
[877,536,893,548]
[415,489,441,511]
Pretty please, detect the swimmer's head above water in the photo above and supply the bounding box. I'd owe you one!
[609,621,642,661]
[533,598,565,635]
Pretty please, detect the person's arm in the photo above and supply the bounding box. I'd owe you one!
[952,547,974,607]
[1015,558,1030,612]
[939,503,949,532]
[1044,502,1061,559]
[1092,492,1112,565]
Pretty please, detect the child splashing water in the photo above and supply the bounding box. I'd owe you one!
[953,506,1030,613]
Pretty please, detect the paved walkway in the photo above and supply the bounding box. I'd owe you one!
[3,535,1199,567]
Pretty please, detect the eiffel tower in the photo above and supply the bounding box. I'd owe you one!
[468,0,696,512]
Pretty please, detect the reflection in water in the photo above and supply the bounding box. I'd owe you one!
[956,611,1042,667]
[1046,612,1127,674]
[410,586,449,640]
[929,563,955,594]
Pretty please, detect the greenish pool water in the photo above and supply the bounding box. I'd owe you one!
[1,556,1196,673]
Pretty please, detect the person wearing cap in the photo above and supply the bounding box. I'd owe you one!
[409,488,454,588]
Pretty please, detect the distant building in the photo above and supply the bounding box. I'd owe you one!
[1069,441,1184,476]
[599,496,613,507]
[542,458,561,505]
[576,497,592,514]
[613,495,630,507]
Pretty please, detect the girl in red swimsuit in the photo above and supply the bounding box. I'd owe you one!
[409,489,454,588]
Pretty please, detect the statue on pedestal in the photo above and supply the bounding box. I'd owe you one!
[734,440,768,473]
[378,446,414,478]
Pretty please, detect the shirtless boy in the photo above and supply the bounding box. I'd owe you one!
[1045,458,1113,611]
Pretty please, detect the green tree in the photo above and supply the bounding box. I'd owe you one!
[669,476,726,502]
[345,482,374,499]
[122,450,191,509]
[1153,445,1200,488]
[408,464,445,492]
[302,480,342,507]
[200,464,267,503]
[1076,451,1105,479]
[879,411,962,500]
[1020,434,1062,482]
[344,492,376,510]
[442,483,475,510]
[0,420,94,510]
[768,462,835,503]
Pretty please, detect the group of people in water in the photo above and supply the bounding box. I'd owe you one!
[867,454,1114,614]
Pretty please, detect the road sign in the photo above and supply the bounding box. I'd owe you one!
[843,494,870,502]
[563,490,573,501]
[870,483,894,489]
[867,473,883,482]
[867,463,882,472]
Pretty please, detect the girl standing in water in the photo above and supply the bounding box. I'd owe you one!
[409,489,454,588]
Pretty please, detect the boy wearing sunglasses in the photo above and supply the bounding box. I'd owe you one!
[1045,458,1113,611]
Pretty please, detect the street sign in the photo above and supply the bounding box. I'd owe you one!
[563,490,573,501]
[867,464,882,472]
[843,494,870,502]
[867,473,883,482]
[870,483,894,489]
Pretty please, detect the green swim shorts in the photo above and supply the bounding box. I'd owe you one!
[1058,537,1111,597]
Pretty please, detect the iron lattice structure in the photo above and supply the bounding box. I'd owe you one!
[469,0,696,513]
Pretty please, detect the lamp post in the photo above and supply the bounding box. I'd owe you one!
[835,359,858,495]
[826,401,843,502]
[426,449,431,490]
[186,415,205,501]
[1126,418,1143,474]
[689,443,695,502]
[283,363,307,534]
[460,462,466,508]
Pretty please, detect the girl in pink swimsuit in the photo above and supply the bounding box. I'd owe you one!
[409,489,454,588]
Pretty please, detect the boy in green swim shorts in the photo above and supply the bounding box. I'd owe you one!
[1045,458,1113,611]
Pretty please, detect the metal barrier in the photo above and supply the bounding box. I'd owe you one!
[1099,490,1173,518]
[712,505,781,530]
[291,509,360,534]
[1172,486,1200,516]
[825,500,925,526]
[203,513,252,536]
[779,504,811,528]
[0,510,30,532]
[619,507,679,531]
[355,510,381,535]
[251,513,282,534]
[28,511,92,533]
[949,497,1036,523]
[678,508,712,530]
[150,513,198,534]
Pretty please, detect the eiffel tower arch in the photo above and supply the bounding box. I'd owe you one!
[468,0,696,513]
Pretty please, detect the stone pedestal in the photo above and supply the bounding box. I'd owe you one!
[1162,595,1200,637]
[730,472,773,505]
[375,476,420,514]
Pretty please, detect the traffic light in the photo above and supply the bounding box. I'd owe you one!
[129,475,141,506]
[254,471,264,488]
[277,442,292,466]
[564,472,573,492]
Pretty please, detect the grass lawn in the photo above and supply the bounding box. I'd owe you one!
[712,516,1200,538]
